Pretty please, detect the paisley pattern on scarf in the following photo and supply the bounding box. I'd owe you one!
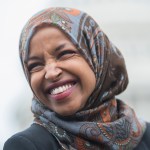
[19,7,146,150]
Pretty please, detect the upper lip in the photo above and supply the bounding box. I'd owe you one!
[45,79,77,94]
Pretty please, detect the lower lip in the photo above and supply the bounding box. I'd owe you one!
[49,84,76,102]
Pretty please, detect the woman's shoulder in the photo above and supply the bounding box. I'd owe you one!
[141,122,150,147]
[3,123,60,150]
[134,122,150,150]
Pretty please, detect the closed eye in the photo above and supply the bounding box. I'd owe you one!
[57,50,77,60]
[27,63,44,73]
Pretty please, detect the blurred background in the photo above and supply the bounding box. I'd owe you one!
[0,0,150,149]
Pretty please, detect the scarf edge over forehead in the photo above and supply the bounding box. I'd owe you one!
[19,7,146,150]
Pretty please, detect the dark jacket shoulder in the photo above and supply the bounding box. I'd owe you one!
[134,122,150,150]
[4,122,150,150]
[3,123,60,150]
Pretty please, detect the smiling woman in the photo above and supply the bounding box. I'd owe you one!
[3,7,150,150]
[28,26,96,116]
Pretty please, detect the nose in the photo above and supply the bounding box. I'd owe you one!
[45,62,62,81]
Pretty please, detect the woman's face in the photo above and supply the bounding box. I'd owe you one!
[28,26,96,116]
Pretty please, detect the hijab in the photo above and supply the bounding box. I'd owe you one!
[19,7,146,150]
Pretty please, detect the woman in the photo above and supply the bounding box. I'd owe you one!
[4,7,150,150]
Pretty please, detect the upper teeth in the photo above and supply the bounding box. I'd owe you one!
[50,84,73,95]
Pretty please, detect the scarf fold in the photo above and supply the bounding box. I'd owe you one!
[32,98,145,150]
[19,7,146,149]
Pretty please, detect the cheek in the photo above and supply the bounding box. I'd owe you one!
[62,58,96,92]
[78,60,96,94]
[82,67,96,95]
[30,72,43,94]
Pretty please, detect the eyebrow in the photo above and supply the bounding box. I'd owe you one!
[27,43,66,62]
[27,56,41,62]
[55,43,66,52]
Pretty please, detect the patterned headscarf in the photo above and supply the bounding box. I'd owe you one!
[19,7,145,149]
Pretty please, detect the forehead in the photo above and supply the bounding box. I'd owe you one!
[28,26,76,58]
[30,25,70,44]
[20,8,86,63]
[30,26,73,52]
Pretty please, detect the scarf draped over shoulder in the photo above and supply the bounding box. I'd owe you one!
[19,7,146,150]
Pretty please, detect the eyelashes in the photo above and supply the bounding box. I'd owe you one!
[27,63,44,73]
[57,50,77,60]
[27,49,78,73]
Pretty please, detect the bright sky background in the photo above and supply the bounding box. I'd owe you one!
[0,0,150,149]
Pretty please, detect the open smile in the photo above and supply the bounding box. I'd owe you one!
[45,80,77,101]
[50,83,74,95]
